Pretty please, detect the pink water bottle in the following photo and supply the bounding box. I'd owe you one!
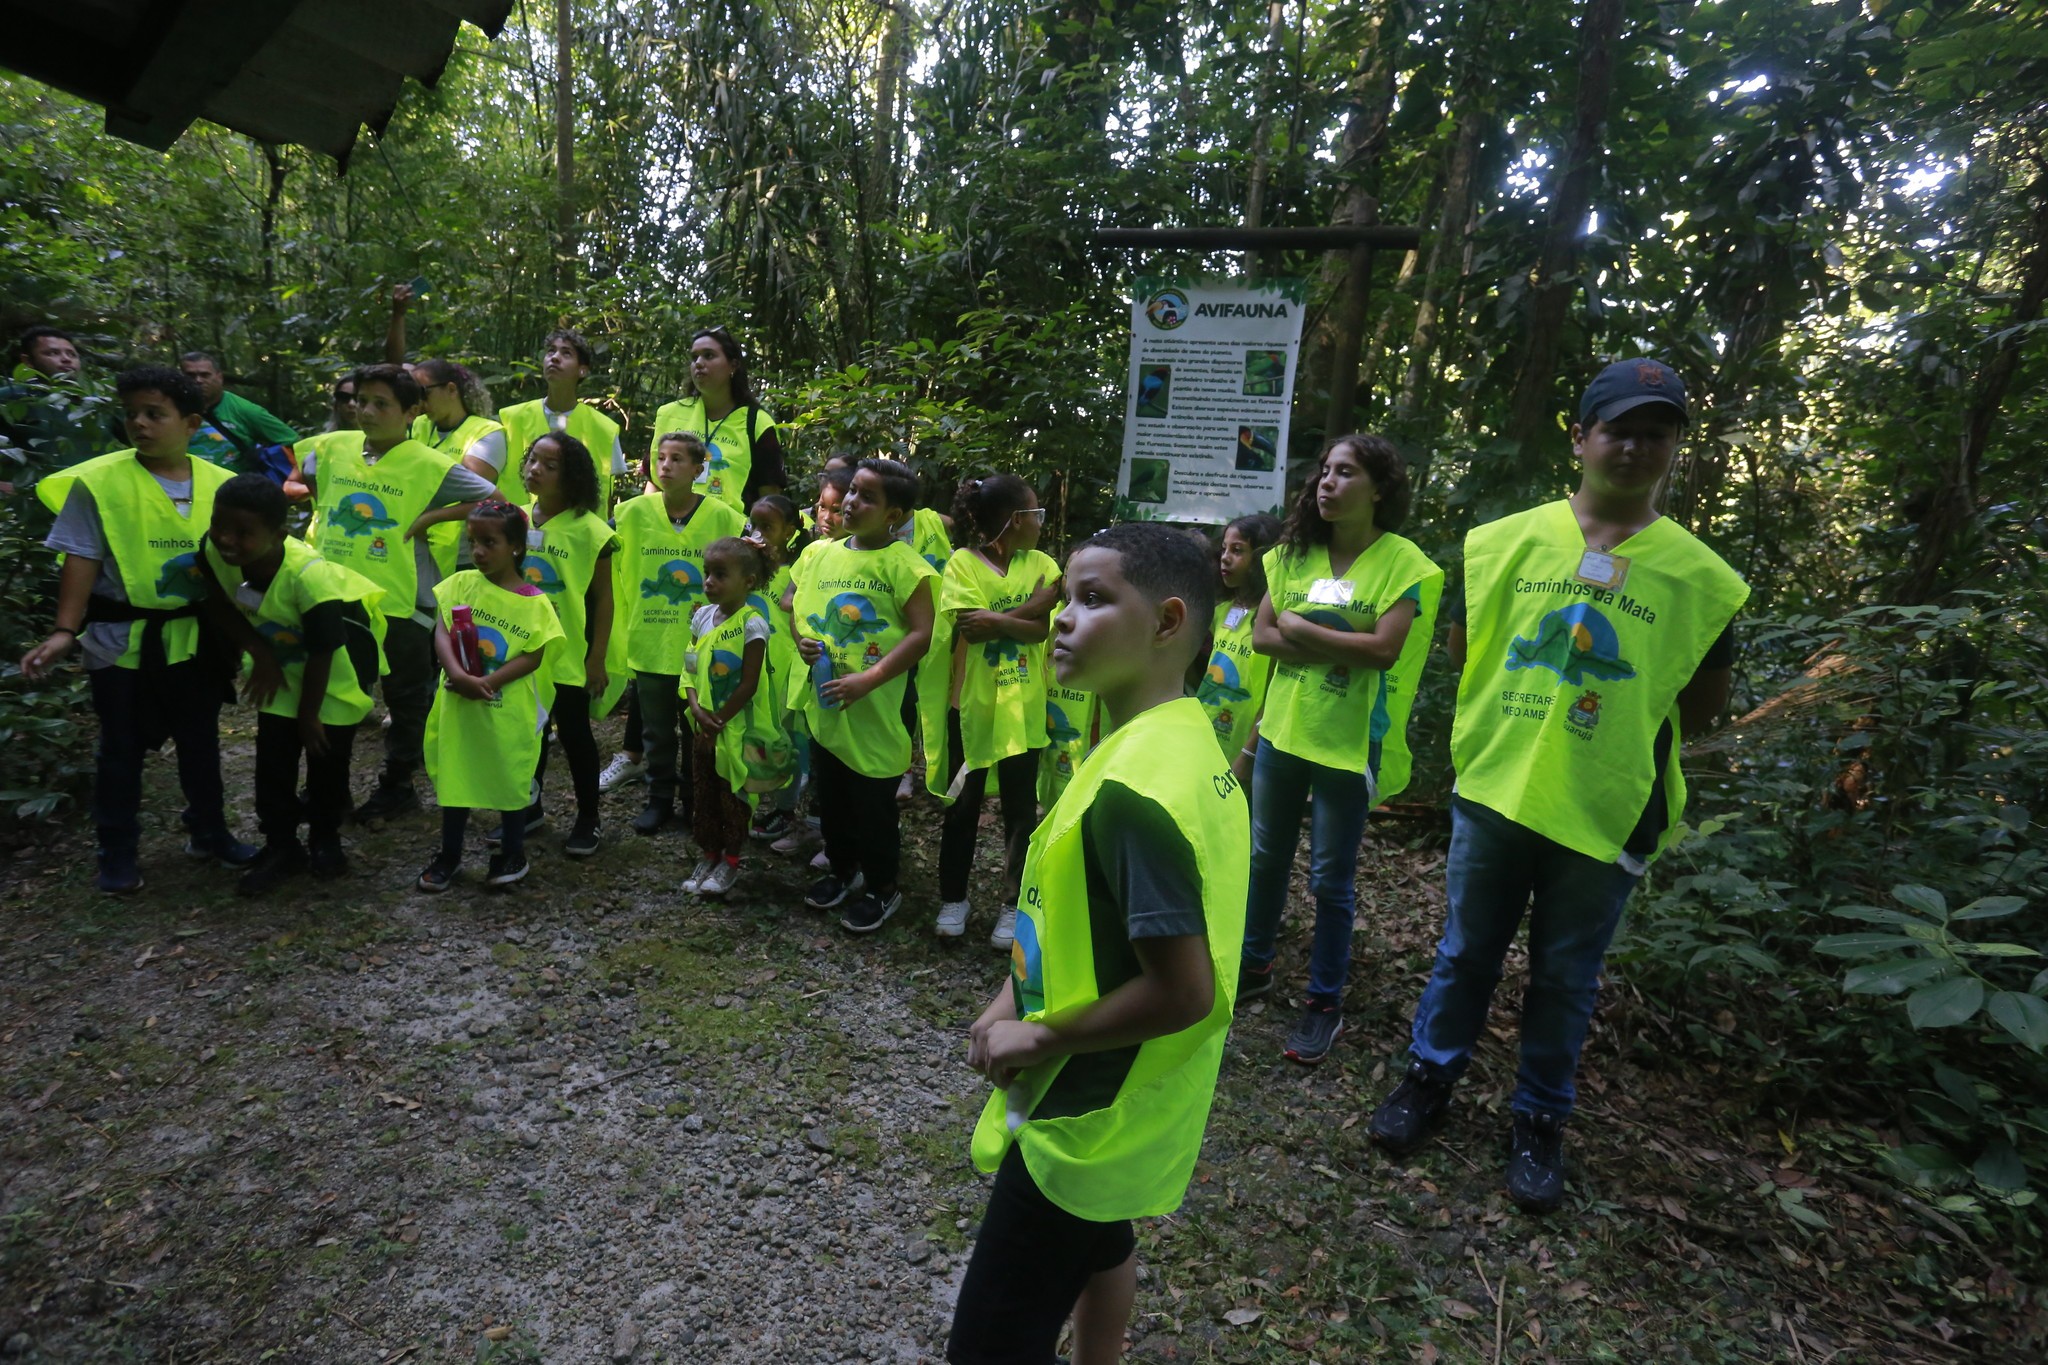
[450,604,483,676]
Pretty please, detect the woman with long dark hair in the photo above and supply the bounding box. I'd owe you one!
[649,327,788,512]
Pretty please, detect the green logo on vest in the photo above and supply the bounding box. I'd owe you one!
[808,592,886,648]
[257,621,307,665]
[155,552,206,601]
[1198,652,1253,733]
[706,648,744,708]
[332,492,398,538]
[521,555,566,595]
[1506,603,1637,686]
[641,559,701,606]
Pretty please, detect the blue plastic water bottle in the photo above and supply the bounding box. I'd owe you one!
[811,651,839,710]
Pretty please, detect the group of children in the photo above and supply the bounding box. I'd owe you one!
[22,347,1745,1361]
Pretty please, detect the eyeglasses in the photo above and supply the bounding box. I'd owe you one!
[1010,507,1048,524]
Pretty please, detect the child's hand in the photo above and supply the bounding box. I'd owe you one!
[690,701,724,735]
[404,513,432,542]
[1275,609,1310,644]
[956,609,1005,642]
[796,636,824,664]
[299,714,331,758]
[450,672,497,702]
[820,670,877,707]
[243,650,285,708]
[977,1019,1053,1087]
[586,659,607,699]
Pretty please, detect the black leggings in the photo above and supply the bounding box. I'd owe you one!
[946,1145,1135,1364]
[442,805,524,864]
[811,738,900,891]
[535,683,599,833]
[938,709,1039,904]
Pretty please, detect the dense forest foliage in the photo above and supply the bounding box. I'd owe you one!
[3,0,2045,1281]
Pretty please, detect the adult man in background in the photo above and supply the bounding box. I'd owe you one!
[2,326,109,497]
[179,350,299,478]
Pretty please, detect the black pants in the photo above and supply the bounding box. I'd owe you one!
[442,805,524,864]
[946,1145,1136,1364]
[379,617,434,785]
[88,659,226,854]
[620,681,643,754]
[536,682,599,833]
[938,709,1039,903]
[634,672,692,813]
[254,712,358,847]
[811,738,900,891]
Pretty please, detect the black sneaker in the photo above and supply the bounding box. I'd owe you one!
[1282,1003,1344,1065]
[308,837,349,879]
[416,857,457,894]
[237,843,307,897]
[95,846,144,895]
[486,853,530,887]
[804,870,864,910]
[631,803,672,835]
[1369,1059,1456,1155]
[1237,960,1275,1002]
[840,888,902,934]
[1506,1111,1567,1214]
[750,809,793,842]
[563,824,600,858]
[184,830,261,868]
[354,781,419,823]
[485,803,545,847]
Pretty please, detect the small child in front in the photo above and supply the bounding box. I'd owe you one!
[681,536,777,897]
[951,523,1249,1365]
[417,500,563,891]
[202,474,385,895]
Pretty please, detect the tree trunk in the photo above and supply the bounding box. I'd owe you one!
[1396,105,1482,484]
[1309,0,1405,442]
[872,0,912,217]
[1901,169,2048,603]
[555,0,577,292]
[1499,0,1624,471]
[1241,0,1290,280]
[259,140,288,412]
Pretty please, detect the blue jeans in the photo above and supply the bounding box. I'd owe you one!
[1241,738,1376,1007]
[1409,795,1641,1119]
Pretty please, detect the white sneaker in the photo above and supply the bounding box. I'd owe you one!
[809,849,831,872]
[990,906,1018,952]
[598,752,646,793]
[896,771,916,803]
[936,900,970,938]
[699,860,738,897]
[770,821,818,855]
[681,856,715,893]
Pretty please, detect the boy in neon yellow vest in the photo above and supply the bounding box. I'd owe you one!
[1369,359,1748,1213]
[22,366,259,892]
[952,524,1249,1365]
[495,330,628,511]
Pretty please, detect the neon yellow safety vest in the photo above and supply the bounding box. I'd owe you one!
[424,571,564,812]
[290,429,359,544]
[1454,500,1748,864]
[905,506,953,571]
[38,451,234,669]
[610,491,745,676]
[649,396,775,512]
[203,535,387,724]
[684,604,793,807]
[413,413,505,577]
[1199,600,1273,760]
[755,560,798,720]
[311,437,455,619]
[786,537,936,778]
[522,506,625,712]
[1260,535,1444,802]
[1037,605,1099,808]
[498,400,622,509]
[971,696,1250,1220]
[935,546,1058,774]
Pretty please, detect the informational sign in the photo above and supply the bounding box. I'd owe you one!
[1113,276,1306,524]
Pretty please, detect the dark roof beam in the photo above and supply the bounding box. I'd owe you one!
[104,0,311,150]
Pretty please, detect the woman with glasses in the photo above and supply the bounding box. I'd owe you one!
[929,473,1060,951]
[410,358,505,576]
[649,327,787,514]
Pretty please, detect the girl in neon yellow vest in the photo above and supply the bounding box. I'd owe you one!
[203,473,386,895]
[744,493,810,837]
[1241,434,1443,1063]
[648,327,787,512]
[1200,511,1282,780]
[932,473,1061,949]
[520,431,620,855]
[681,538,789,897]
[955,524,1247,1365]
[23,366,251,892]
[410,358,505,577]
[419,501,563,892]
[608,432,746,830]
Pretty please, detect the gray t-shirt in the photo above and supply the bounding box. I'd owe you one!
[431,425,509,475]
[304,442,498,619]
[45,474,195,669]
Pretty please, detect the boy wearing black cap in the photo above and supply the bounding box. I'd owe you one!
[1368,359,1748,1212]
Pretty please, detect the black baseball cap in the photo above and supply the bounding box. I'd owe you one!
[1578,358,1688,427]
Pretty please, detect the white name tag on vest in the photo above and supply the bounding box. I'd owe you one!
[1306,578,1354,607]
[1223,605,1248,631]
[234,583,266,614]
[1575,550,1630,590]
[527,528,545,552]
